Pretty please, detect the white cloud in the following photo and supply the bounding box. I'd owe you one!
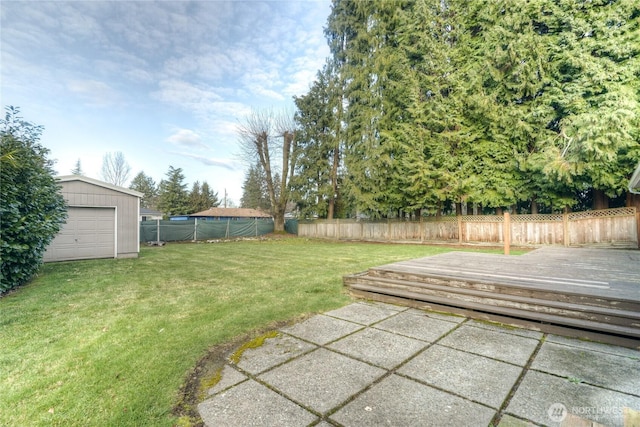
[170,151,237,171]
[67,79,121,107]
[166,129,209,150]
[154,79,223,108]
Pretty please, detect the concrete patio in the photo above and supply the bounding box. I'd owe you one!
[198,301,640,427]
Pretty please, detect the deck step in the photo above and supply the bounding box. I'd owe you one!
[346,280,640,339]
[366,267,640,312]
[343,248,640,345]
[345,274,640,328]
[347,288,640,349]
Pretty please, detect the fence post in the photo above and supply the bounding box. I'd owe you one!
[226,219,230,239]
[157,218,160,243]
[563,211,569,247]
[457,215,463,244]
[420,216,424,243]
[503,212,511,255]
[336,219,340,240]
[194,218,198,241]
[255,219,258,236]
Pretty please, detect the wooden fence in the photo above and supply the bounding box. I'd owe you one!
[298,207,639,248]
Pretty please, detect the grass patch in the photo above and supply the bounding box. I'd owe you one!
[0,238,516,426]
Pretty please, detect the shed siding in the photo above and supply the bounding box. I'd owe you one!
[46,178,140,261]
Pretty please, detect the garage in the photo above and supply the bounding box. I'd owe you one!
[44,176,142,262]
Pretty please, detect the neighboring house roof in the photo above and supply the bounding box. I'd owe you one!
[189,207,272,218]
[630,161,640,194]
[57,175,143,198]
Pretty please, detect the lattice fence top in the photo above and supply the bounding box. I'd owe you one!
[460,215,504,222]
[297,207,636,224]
[422,216,458,223]
[512,214,564,222]
[568,207,636,220]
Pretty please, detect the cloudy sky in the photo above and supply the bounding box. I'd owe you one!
[1,0,331,204]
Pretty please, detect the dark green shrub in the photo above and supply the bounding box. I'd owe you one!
[1,107,67,294]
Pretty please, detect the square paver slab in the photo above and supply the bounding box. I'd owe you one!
[546,334,640,359]
[410,308,466,323]
[438,324,540,366]
[398,344,522,409]
[324,302,399,325]
[198,379,317,427]
[506,370,640,427]
[531,341,640,395]
[330,374,495,427]
[233,333,316,375]
[373,310,460,342]
[258,348,386,414]
[280,314,363,345]
[466,319,544,339]
[328,327,429,369]
[497,414,538,427]
[207,365,248,396]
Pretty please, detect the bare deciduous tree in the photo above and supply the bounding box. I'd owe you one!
[101,151,131,187]
[237,108,296,232]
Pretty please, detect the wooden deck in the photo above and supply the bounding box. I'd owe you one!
[344,247,640,349]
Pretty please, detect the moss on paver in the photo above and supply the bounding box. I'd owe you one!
[229,331,280,364]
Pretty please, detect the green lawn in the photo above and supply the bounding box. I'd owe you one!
[0,239,511,426]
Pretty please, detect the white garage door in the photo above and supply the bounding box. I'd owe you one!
[44,207,115,262]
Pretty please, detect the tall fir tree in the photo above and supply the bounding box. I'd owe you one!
[240,163,270,211]
[157,166,189,217]
[188,181,220,213]
[129,171,158,209]
[293,62,344,218]
[299,0,640,216]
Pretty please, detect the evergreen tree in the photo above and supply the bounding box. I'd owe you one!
[298,0,640,216]
[201,181,220,209]
[157,166,189,217]
[129,171,158,209]
[536,0,640,208]
[240,163,270,211]
[188,181,220,213]
[292,63,344,218]
[71,158,83,175]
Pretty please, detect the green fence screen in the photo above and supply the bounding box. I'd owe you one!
[140,219,278,242]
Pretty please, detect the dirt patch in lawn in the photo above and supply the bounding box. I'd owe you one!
[172,313,315,426]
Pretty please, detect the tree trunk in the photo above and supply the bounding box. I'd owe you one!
[273,131,294,232]
[274,209,286,233]
[455,202,462,216]
[328,89,342,220]
[327,146,339,220]
[496,207,503,215]
[530,196,538,215]
[593,189,609,210]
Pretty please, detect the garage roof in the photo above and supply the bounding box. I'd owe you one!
[57,175,143,198]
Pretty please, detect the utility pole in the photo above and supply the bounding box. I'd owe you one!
[224,188,227,208]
